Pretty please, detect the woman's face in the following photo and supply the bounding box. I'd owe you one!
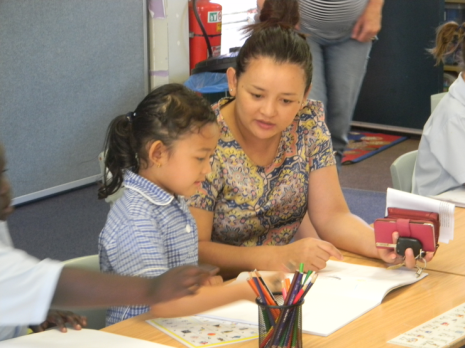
[227,56,308,141]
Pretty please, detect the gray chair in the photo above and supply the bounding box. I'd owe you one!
[390,150,418,193]
[62,255,107,329]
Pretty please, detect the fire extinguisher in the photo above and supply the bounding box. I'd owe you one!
[188,0,222,73]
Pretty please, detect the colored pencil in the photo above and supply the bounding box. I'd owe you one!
[252,276,275,328]
[255,270,278,303]
[302,270,313,285]
[245,268,319,348]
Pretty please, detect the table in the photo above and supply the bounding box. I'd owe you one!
[102,256,465,348]
[101,208,465,347]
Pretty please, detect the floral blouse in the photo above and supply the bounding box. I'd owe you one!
[188,97,336,246]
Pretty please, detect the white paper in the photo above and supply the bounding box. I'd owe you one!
[431,186,465,208]
[386,188,455,243]
[0,328,173,348]
[198,260,427,337]
[147,317,258,348]
[197,300,258,325]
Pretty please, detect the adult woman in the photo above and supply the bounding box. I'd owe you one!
[188,0,430,279]
[257,0,384,168]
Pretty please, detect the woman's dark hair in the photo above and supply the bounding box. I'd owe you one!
[429,21,465,71]
[98,83,217,199]
[238,0,312,91]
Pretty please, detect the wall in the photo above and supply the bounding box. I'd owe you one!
[149,0,190,88]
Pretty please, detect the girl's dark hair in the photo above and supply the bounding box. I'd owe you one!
[239,0,312,91]
[429,21,465,71]
[98,83,216,199]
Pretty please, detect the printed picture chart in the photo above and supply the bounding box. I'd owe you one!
[388,302,465,347]
[147,317,258,348]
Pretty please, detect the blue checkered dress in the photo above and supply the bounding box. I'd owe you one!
[98,171,198,326]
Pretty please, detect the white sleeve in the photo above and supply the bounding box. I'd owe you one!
[0,221,13,247]
[0,243,63,326]
[431,112,465,184]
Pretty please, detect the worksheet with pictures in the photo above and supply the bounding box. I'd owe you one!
[388,302,465,347]
[147,317,258,348]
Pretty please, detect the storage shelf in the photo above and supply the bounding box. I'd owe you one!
[444,65,463,72]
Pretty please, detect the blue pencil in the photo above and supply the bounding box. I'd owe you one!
[252,276,275,329]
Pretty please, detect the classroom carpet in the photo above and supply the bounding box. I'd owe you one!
[342,131,408,165]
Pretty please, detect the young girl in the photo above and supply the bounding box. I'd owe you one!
[98,84,272,326]
[413,21,465,196]
[187,0,433,279]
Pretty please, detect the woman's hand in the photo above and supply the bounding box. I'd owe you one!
[276,238,343,272]
[30,310,87,333]
[351,0,383,42]
[377,232,435,269]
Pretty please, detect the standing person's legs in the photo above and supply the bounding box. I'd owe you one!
[309,37,372,168]
[307,39,327,109]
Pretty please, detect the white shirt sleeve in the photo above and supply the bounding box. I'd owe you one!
[0,241,63,326]
[431,113,465,184]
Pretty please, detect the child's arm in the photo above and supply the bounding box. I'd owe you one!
[150,281,255,318]
[151,273,282,318]
[52,265,216,308]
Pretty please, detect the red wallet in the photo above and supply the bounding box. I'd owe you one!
[374,208,440,252]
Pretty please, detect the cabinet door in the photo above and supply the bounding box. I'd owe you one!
[353,0,443,131]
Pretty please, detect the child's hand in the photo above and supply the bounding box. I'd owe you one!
[205,275,223,286]
[150,264,219,302]
[263,272,285,294]
[30,310,87,333]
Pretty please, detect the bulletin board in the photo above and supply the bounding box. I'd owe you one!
[0,0,148,203]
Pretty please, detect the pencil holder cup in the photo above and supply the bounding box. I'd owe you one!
[256,294,304,348]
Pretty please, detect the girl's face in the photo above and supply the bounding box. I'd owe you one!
[143,122,220,197]
[227,57,309,140]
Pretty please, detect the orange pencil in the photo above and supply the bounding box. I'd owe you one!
[285,277,291,292]
[251,274,279,319]
[247,278,260,297]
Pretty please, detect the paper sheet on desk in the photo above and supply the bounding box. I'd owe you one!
[431,186,465,209]
[386,188,455,243]
[197,260,427,337]
[0,328,172,348]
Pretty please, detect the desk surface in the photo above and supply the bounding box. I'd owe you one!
[427,207,465,275]
[102,256,465,348]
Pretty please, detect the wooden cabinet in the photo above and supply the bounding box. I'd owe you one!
[352,0,443,132]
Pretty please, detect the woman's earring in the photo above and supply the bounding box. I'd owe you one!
[156,163,162,168]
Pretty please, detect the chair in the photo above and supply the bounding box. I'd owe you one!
[390,150,418,193]
[430,92,447,113]
[62,255,107,330]
[98,151,125,205]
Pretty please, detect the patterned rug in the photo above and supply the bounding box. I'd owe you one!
[342,131,408,165]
